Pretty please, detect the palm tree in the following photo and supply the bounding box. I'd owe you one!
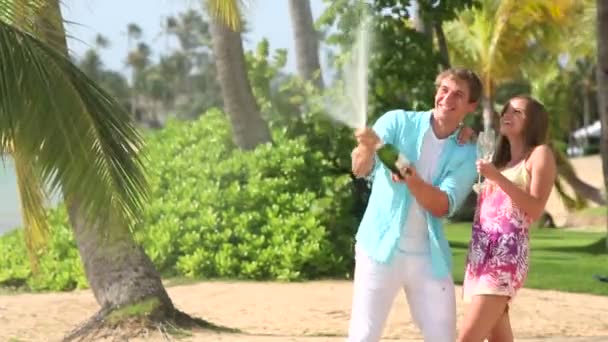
[78,36,131,112]
[597,0,608,248]
[567,1,597,128]
[79,49,104,80]
[126,23,142,115]
[165,10,207,106]
[1,0,199,339]
[288,0,324,88]
[127,43,151,88]
[444,0,579,130]
[444,0,606,211]
[520,0,605,208]
[126,23,142,49]
[205,0,271,150]
[78,34,110,81]
[94,33,109,49]
[411,0,467,70]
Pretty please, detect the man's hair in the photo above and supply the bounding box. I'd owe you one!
[435,68,483,103]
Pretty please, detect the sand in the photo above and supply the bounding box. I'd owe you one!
[1,280,607,341]
[1,156,606,342]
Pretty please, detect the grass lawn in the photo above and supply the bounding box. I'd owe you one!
[576,205,607,217]
[446,222,608,296]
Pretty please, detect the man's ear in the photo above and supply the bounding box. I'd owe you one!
[468,100,479,112]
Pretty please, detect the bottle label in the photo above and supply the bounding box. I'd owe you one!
[395,154,410,169]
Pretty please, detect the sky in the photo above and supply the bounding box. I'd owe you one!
[61,0,327,74]
[1,0,330,233]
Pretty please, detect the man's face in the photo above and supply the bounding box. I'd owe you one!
[433,76,477,125]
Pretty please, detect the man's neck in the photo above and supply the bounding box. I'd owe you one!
[430,116,459,139]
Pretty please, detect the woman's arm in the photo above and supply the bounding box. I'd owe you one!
[491,145,557,221]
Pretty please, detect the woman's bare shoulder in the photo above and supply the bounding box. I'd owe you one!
[527,144,556,172]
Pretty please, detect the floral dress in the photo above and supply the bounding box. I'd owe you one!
[463,161,532,302]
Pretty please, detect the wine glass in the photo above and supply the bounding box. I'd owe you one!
[475,129,496,190]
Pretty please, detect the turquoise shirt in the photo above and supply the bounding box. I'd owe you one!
[356,109,478,278]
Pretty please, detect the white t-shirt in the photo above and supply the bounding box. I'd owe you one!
[398,127,447,255]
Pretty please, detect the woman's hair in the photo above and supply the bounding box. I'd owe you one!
[493,95,549,168]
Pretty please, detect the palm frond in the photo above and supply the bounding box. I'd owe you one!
[1,0,70,52]
[553,175,582,210]
[13,147,48,270]
[206,0,243,32]
[0,0,44,26]
[443,11,486,71]
[445,0,580,91]
[551,0,596,63]
[552,145,588,210]
[487,0,516,79]
[0,19,148,228]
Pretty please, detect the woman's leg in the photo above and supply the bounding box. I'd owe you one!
[488,308,514,342]
[457,294,510,342]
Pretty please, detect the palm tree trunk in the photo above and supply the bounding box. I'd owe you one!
[583,83,591,127]
[288,0,324,88]
[411,0,431,37]
[596,0,608,249]
[481,95,496,132]
[209,18,271,150]
[36,2,183,337]
[67,202,172,311]
[434,21,451,70]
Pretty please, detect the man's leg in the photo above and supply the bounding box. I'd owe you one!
[403,256,456,342]
[347,246,401,342]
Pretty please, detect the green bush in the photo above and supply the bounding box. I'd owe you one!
[0,208,87,291]
[584,143,600,155]
[0,229,30,286]
[0,108,359,290]
[136,109,357,281]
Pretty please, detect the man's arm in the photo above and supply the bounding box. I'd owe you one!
[437,149,478,217]
[398,148,477,218]
[351,110,402,178]
[405,173,450,217]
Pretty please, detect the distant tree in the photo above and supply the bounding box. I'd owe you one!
[205,0,272,149]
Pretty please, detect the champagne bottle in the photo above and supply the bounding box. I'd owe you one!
[376,143,411,177]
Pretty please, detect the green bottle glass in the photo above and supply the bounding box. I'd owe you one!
[376,143,411,177]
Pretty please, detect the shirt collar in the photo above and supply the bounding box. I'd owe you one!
[428,111,462,142]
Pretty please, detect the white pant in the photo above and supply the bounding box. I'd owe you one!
[347,245,456,342]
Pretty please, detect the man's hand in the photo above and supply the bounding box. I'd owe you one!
[391,165,449,217]
[391,165,418,185]
[355,127,382,150]
[457,126,476,145]
[352,145,375,178]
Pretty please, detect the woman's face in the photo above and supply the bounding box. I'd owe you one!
[499,97,527,137]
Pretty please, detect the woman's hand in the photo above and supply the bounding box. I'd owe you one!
[457,126,476,145]
[476,160,501,182]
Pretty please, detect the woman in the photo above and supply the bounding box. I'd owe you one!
[458,95,557,342]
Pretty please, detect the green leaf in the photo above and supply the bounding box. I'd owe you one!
[0,19,148,229]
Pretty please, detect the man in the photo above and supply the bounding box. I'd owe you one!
[348,67,482,342]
